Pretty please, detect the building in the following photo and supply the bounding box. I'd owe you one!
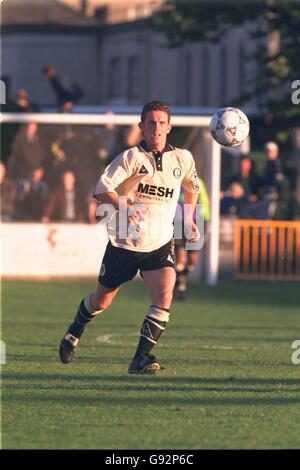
[60,0,163,23]
[1,0,258,109]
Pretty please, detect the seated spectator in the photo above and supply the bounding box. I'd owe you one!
[42,170,88,223]
[0,161,16,221]
[221,182,276,220]
[221,182,247,216]
[263,141,284,198]
[42,65,84,112]
[15,167,49,220]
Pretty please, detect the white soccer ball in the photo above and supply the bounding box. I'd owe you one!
[209,107,250,147]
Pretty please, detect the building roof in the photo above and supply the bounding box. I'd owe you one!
[1,0,98,26]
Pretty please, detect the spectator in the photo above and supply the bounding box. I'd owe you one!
[230,156,263,201]
[6,88,39,114]
[109,124,142,161]
[90,112,119,166]
[59,127,95,191]
[7,122,46,181]
[1,89,39,164]
[42,170,87,223]
[0,161,16,221]
[124,124,142,148]
[263,141,284,198]
[221,182,276,219]
[42,65,84,112]
[16,167,49,220]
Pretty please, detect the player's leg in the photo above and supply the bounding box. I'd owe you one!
[59,284,119,364]
[67,283,120,340]
[59,241,138,364]
[174,244,187,300]
[187,250,199,273]
[128,266,176,374]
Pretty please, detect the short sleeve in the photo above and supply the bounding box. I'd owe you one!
[93,150,133,196]
[181,150,200,194]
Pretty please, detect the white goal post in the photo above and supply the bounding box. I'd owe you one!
[0,111,221,286]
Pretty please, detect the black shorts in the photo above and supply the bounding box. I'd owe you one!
[98,239,175,289]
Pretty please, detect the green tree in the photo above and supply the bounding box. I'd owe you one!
[155,0,300,145]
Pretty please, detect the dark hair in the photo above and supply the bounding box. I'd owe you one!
[140,101,170,123]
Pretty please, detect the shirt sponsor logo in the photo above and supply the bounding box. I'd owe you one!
[137,183,174,198]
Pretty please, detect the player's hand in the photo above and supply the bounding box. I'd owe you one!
[185,221,200,243]
[128,204,147,235]
[128,209,144,225]
[127,206,147,234]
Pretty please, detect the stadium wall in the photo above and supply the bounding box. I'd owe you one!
[1,223,108,278]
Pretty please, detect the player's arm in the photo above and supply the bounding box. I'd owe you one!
[94,191,143,225]
[93,150,131,210]
[93,152,141,224]
[181,150,201,243]
[93,191,123,209]
[183,190,200,242]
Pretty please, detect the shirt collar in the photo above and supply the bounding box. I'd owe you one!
[138,140,174,156]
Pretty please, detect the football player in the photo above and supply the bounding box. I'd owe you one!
[59,101,200,373]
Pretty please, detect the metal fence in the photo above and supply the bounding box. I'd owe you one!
[234,220,300,280]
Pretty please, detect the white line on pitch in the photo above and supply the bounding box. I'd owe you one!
[95,334,273,351]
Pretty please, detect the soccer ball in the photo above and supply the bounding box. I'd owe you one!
[209,107,250,147]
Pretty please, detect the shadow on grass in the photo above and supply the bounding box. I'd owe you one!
[3,382,300,395]
[3,371,300,386]
[181,282,300,309]
[2,391,300,407]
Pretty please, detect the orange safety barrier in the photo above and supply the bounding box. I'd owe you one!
[234,220,300,280]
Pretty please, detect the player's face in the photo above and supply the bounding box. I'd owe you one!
[139,110,171,152]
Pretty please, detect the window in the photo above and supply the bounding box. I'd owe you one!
[108,58,122,99]
[219,45,227,104]
[201,47,210,106]
[184,51,192,105]
[239,42,246,97]
[127,56,141,100]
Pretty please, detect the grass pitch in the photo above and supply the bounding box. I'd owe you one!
[1,280,300,449]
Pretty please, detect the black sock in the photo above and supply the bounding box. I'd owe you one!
[68,299,94,339]
[134,308,169,358]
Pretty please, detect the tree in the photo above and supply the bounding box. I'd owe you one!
[154,0,300,146]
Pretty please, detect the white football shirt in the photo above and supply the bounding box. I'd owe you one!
[94,141,200,252]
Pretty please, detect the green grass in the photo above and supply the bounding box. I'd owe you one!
[1,280,300,449]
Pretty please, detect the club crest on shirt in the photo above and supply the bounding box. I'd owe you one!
[173,168,182,178]
[192,170,200,190]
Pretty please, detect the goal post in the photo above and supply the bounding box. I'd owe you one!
[0,111,221,285]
